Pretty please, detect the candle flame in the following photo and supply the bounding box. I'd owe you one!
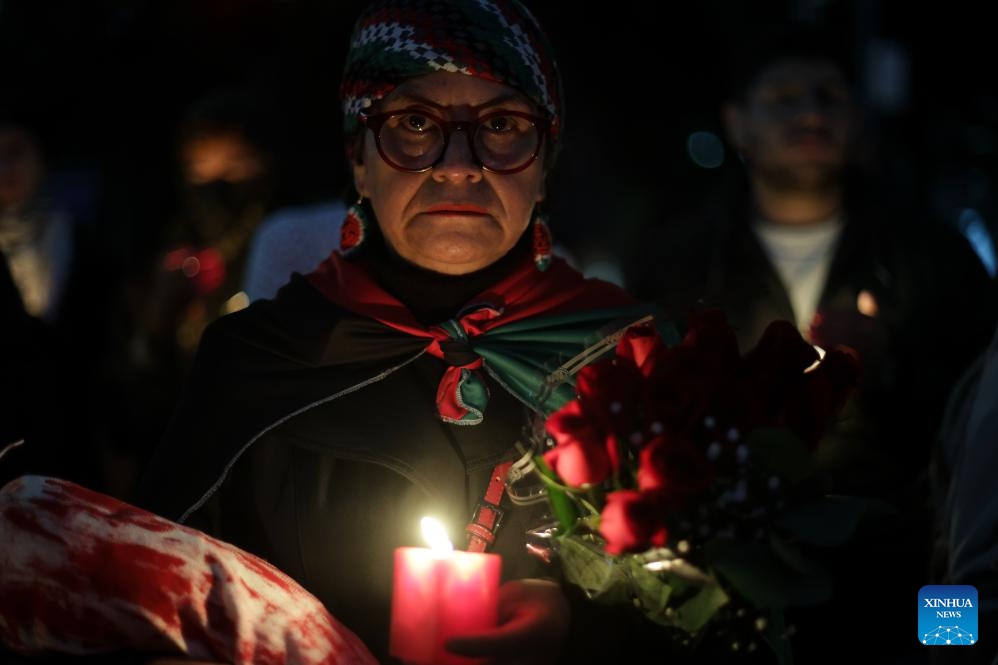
[804,345,826,373]
[420,517,453,553]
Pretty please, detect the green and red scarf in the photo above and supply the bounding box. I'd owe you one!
[308,253,661,424]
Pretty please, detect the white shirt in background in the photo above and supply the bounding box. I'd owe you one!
[0,205,73,322]
[753,216,844,332]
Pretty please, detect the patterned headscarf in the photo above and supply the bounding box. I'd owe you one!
[340,0,563,143]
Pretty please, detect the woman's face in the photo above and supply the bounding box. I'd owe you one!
[352,71,547,275]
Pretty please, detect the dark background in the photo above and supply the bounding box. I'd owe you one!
[2,0,996,278]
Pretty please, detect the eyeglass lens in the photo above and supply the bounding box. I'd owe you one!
[377,111,541,172]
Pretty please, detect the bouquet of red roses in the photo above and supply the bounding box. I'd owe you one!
[528,311,867,663]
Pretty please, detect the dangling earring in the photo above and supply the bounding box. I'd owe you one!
[532,209,553,272]
[340,196,370,255]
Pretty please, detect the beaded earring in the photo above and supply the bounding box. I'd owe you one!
[339,196,370,255]
[532,209,553,272]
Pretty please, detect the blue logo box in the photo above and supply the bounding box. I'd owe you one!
[919,585,978,646]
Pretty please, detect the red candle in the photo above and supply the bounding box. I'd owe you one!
[389,518,501,665]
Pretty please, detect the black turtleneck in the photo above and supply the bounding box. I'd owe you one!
[358,223,534,326]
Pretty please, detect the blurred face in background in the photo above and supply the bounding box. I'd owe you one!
[724,58,858,191]
[181,131,266,185]
[178,130,271,233]
[0,127,44,212]
[352,71,547,275]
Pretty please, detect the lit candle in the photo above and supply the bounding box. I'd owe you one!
[389,517,502,665]
[804,344,826,373]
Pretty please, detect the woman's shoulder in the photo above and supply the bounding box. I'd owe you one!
[201,274,347,355]
[199,272,429,372]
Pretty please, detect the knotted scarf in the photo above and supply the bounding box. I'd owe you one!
[308,252,659,424]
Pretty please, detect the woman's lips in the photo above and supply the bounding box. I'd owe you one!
[423,204,490,215]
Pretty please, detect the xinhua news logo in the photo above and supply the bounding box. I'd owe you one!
[919,585,978,646]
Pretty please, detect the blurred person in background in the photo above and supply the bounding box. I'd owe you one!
[626,23,997,664]
[0,114,75,325]
[0,106,106,494]
[104,88,283,500]
[140,87,278,360]
[0,254,50,489]
[930,320,998,665]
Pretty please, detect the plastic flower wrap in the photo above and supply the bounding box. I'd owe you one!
[523,311,867,663]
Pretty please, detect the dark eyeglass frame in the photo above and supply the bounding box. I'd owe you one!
[359,108,551,175]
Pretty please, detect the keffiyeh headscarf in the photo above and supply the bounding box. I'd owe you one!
[340,0,563,141]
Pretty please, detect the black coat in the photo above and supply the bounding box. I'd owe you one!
[135,272,566,662]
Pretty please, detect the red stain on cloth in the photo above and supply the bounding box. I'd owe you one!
[0,476,377,665]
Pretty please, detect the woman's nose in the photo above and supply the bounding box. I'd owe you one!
[432,129,483,184]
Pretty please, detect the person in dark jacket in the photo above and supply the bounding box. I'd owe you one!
[134,2,658,664]
[0,243,90,493]
[930,322,998,665]
[0,254,38,480]
[627,24,997,665]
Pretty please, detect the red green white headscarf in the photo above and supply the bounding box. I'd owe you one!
[340,0,563,142]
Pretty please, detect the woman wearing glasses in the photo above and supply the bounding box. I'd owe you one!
[136,1,653,663]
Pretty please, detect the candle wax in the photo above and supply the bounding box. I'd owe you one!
[389,547,501,665]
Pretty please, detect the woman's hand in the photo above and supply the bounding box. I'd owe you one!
[443,578,570,665]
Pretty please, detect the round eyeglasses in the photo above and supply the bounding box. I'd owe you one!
[360,108,551,175]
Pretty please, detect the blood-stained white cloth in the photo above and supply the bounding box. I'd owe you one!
[0,475,378,665]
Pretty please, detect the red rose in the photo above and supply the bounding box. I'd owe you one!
[642,344,726,438]
[741,320,818,386]
[637,435,715,507]
[162,246,192,272]
[544,400,615,487]
[192,247,225,295]
[783,346,862,449]
[575,357,643,448]
[711,320,818,431]
[682,310,741,374]
[640,311,740,438]
[615,322,666,378]
[599,490,668,555]
[161,245,226,295]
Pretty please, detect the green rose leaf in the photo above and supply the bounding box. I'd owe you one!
[705,538,832,610]
[673,577,730,633]
[531,455,579,531]
[768,533,818,576]
[776,495,880,547]
[761,610,795,665]
[558,536,631,605]
[624,557,674,617]
[745,428,810,484]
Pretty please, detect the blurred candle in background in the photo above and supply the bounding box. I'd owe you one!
[389,517,501,665]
